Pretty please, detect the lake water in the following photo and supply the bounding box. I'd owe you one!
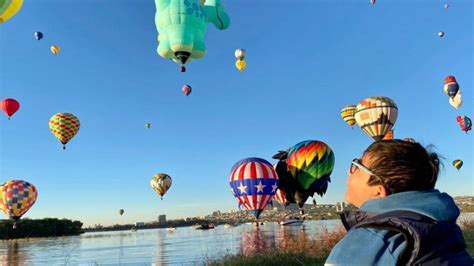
[0,220,341,265]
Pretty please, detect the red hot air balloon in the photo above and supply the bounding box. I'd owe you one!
[0,98,20,120]
[457,116,472,133]
[182,85,192,96]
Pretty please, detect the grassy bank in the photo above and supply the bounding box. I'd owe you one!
[209,222,474,265]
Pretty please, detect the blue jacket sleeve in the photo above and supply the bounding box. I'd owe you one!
[325,228,406,266]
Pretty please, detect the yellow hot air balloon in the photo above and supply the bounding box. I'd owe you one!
[50,45,60,55]
[150,173,172,199]
[341,105,356,128]
[355,96,398,141]
[452,160,463,171]
[0,180,38,228]
[0,0,23,24]
[49,113,80,149]
[235,59,246,72]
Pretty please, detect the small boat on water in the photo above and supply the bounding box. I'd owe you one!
[279,216,305,226]
[192,223,215,230]
[130,226,138,232]
[166,227,176,231]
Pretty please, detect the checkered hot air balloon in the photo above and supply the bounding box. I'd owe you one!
[151,173,172,199]
[0,180,38,228]
[287,140,335,197]
[355,96,398,141]
[229,158,279,219]
[49,113,80,149]
[341,105,356,129]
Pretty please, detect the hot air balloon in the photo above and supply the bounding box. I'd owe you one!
[443,75,459,98]
[370,0,376,5]
[49,113,80,149]
[154,0,230,72]
[438,31,445,38]
[119,209,124,216]
[0,0,23,23]
[229,157,279,219]
[34,31,43,41]
[452,160,463,171]
[151,173,172,199]
[456,116,472,133]
[383,129,394,140]
[182,85,192,96]
[0,98,20,119]
[0,180,38,229]
[449,90,463,109]
[444,3,449,9]
[341,105,356,128]
[274,189,288,206]
[50,45,60,55]
[235,48,247,72]
[272,140,335,214]
[145,123,151,129]
[354,96,398,141]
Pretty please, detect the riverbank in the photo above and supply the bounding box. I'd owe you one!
[209,223,474,265]
[0,218,83,240]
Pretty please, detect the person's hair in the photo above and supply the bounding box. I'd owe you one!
[362,139,443,194]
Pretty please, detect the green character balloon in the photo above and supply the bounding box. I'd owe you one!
[155,0,230,72]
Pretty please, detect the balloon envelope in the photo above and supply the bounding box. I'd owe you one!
[119,209,124,215]
[235,48,246,60]
[456,116,472,133]
[355,96,398,141]
[49,113,80,148]
[0,98,20,119]
[34,31,43,41]
[0,180,37,220]
[235,59,246,72]
[182,85,192,96]
[151,173,172,198]
[50,45,60,55]
[229,157,279,219]
[0,0,23,23]
[341,105,356,128]
[452,160,463,170]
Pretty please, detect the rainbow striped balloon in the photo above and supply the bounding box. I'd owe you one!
[355,96,398,141]
[0,180,37,221]
[49,113,80,149]
[287,140,335,192]
[229,157,279,219]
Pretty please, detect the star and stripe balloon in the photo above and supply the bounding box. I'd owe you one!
[355,96,398,141]
[49,113,80,149]
[151,173,172,199]
[456,115,472,133]
[0,180,38,228]
[229,157,279,219]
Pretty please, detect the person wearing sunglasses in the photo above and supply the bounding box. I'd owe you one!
[325,140,471,266]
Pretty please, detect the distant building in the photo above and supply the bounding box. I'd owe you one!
[135,222,144,227]
[158,215,166,224]
[213,211,221,216]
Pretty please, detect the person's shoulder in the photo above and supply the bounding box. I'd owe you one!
[325,227,401,265]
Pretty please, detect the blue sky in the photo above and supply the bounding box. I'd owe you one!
[0,0,472,227]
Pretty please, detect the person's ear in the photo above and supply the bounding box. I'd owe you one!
[373,185,388,198]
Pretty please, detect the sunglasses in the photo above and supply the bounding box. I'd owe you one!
[350,158,384,184]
